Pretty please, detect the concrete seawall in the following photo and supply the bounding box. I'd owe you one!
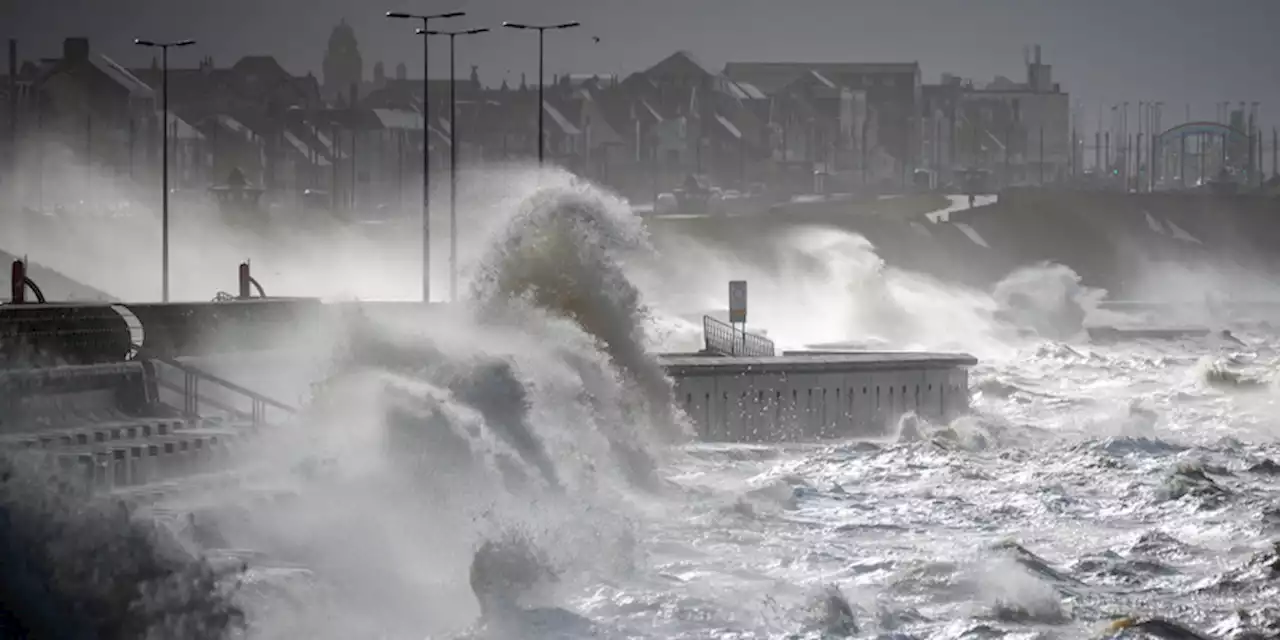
[947,190,1280,295]
[646,190,1280,297]
[2,299,977,450]
[644,194,996,289]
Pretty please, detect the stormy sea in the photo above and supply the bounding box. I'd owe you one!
[1,170,1278,640]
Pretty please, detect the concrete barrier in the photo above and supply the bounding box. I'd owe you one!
[1,421,244,493]
[643,189,1280,298]
[946,190,1280,295]
[127,298,326,357]
[0,299,978,451]
[660,351,975,442]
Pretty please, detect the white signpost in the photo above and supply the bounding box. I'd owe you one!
[729,280,747,355]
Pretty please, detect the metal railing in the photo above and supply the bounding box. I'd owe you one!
[702,315,775,357]
[132,345,296,426]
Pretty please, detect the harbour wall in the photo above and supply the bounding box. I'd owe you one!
[0,300,977,442]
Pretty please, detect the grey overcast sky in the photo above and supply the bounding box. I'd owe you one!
[5,0,1280,134]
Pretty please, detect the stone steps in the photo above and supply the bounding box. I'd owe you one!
[0,418,256,493]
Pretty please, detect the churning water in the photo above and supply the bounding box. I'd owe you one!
[3,171,1280,639]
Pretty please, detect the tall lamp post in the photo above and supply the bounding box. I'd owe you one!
[387,9,464,302]
[134,38,195,303]
[419,26,488,302]
[501,21,580,164]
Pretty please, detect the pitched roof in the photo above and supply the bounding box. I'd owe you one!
[130,56,321,111]
[164,111,203,140]
[725,80,767,101]
[542,100,580,136]
[371,108,422,130]
[723,62,919,95]
[644,50,717,80]
[89,54,154,99]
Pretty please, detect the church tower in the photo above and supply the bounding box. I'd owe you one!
[322,19,364,102]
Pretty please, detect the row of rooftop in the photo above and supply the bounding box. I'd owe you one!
[0,35,1072,208]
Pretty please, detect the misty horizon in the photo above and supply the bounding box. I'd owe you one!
[6,0,1280,133]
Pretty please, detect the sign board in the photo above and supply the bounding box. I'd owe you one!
[728,280,747,324]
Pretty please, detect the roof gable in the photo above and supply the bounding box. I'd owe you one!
[644,50,715,82]
[89,54,154,99]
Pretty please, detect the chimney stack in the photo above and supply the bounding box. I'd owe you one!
[63,37,90,63]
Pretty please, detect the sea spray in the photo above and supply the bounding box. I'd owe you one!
[468,181,685,443]
[992,261,1105,341]
[203,176,680,636]
[0,450,245,639]
[642,223,1106,356]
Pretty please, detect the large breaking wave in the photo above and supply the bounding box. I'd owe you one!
[0,173,686,639]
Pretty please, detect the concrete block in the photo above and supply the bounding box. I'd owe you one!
[661,352,975,443]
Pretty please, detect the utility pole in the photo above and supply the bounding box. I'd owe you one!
[1179,132,1186,189]
[387,9,465,303]
[6,39,15,197]
[1136,132,1143,192]
[1070,126,1075,180]
[420,26,489,302]
[1094,131,1101,174]
[1038,126,1044,184]
[502,20,581,165]
[1149,130,1157,192]
[134,38,196,303]
[1104,131,1110,175]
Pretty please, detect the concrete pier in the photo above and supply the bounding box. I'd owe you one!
[661,351,975,442]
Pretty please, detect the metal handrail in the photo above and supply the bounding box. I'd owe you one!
[131,344,295,425]
[702,315,775,357]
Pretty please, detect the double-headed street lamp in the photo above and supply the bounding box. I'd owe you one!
[419,26,488,302]
[387,9,464,302]
[134,38,195,303]
[501,21,580,164]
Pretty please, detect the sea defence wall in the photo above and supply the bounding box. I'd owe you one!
[664,352,973,443]
[945,190,1280,296]
[0,298,977,445]
[645,190,1280,298]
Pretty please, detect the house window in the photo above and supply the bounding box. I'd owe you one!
[883,76,895,87]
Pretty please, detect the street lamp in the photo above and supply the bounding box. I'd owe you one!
[501,20,580,164]
[134,38,195,303]
[387,9,464,302]
[419,26,488,302]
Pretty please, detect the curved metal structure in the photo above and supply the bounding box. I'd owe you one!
[1156,121,1250,143]
[0,298,327,366]
[8,259,46,304]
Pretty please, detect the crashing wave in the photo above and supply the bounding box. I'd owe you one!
[992,262,1102,341]
[467,182,682,442]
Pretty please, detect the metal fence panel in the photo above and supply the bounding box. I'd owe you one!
[702,315,775,357]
